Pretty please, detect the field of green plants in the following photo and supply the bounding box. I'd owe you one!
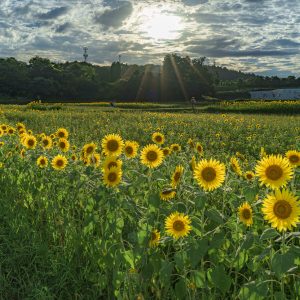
[0,103,300,299]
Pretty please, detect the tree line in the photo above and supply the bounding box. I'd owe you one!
[0,54,299,103]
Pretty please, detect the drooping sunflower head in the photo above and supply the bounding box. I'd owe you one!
[41,136,53,150]
[262,189,300,232]
[255,155,293,189]
[103,156,123,171]
[82,143,97,157]
[51,155,68,171]
[238,202,253,226]
[24,135,37,150]
[124,141,139,158]
[170,144,181,153]
[244,171,255,181]
[165,212,192,239]
[194,159,226,191]
[171,165,184,188]
[160,189,176,201]
[230,157,242,176]
[102,134,124,156]
[103,166,122,188]
[37,156,48,168]
[140,144,164,168]
[286,150,300,167]
[152,132,165,145]
[58,138,70,152]
[56,128,69,139]
[195,142,203,155]
[149,229,161,247]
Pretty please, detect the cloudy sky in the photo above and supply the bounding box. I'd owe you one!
[0,0,299,76]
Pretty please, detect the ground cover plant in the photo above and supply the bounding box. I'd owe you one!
[0,104,300,299]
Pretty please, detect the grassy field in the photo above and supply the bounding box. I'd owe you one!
[0,103,300,299]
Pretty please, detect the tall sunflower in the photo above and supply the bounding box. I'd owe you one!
[152,132,165,145]
[165,212,191,239]
[124,141,139,158]
[37,156,48,168]
[149,229,160,247]
[102,134,124,156]
[255,155,293,189]
[194,159,226,191]
[140,144,164,168]
[171,165,184,188]
[51,155,68,171]
[103,166,122,187]
[262,189,300,231]
[286,150,300,167]
[238,202,253,226]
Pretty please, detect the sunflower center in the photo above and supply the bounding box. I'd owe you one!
[173,220,184,232]
[273,200,292,219]
[43,139,49,146]
[246,174,253,179]
[56,159,64,167]
[126,146,133,154]
[146,150,158,162]
[151,232,157,241]
[289,155,299,163]
[162,190,172,195]
[86,146,94,153]
[173,146,179,151]
[174,172,181,182]
[27,139,34,146]
[108,172,117,182]
[265,165,283,181]
[242,209,251,220]
[201,167,216,182]
[58,132,65,138]
[197,146,202,152]
[155,136,162,142]
[59,142,66,148]
[108,161,117,169]
[107,140,119,152]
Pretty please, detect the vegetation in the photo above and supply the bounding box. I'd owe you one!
[1,55,299,103]
[0,104,300,299]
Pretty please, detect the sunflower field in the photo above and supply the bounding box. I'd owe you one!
[1,104,300,299]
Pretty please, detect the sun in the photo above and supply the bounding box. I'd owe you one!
[139,7,183,40]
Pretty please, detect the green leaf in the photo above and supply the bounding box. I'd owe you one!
[159,260,173,286]
[209,265,231,294]
[123,250,135,269]
[205,208,224,224]
[260,228,280,240]
[243,187,258,202]
[175,279,187,299]
[192,270,206,288]
[233,250,249,270]
[188,239,208,268]
[240,233,254,250]
[271,251,296,278]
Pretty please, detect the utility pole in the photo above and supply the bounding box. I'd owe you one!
[83,47,88,62]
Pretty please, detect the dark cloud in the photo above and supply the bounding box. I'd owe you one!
[55,22,71,33]
[182,0,208,6]
[37,6,68,20]
[267,39,300,48]
[94,1,133,28]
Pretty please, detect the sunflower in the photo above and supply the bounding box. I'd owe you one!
[171,165,184,188]
[37,156,48,168]
[170,144,181,152]
[1,124,7,131]
[162,147,171,156]
[149,229,160,247]
[244,171,255,181]
[51,155,68,171]
[56,128,69,139]
[0,129,3,137]
[103,156,123,171]
[58,138,70,152]
[0,141,4,147]
[286,150,300,167]
[255,155,293,189]
[82,143,97,157]
[27,130,33,135]
[194,159,226,191]
[230,157,242,176]
[41,136,53,150]
[165,212,192,239]
[7,127,15,135]
[195,142,203,155]
[238,202,253,226]
[152,132,165,145]
[102,134,124,156]
[18,129,26,135]
[86,153,101,167]
[103,166,122,187]
[16,122,25,131]
[20,149,26,158]
[71,154,77,161]
[140,144,164,168]
[260,147,267,158]
[23,135,37,149]
[262,189,300,231]
[187,138,195,149]
[124,141,139,158]
[190,156,196,171]
[160,189,176,201]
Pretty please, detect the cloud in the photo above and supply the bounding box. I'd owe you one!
[94,1,133,28]
[55,22,71,33]
[182,0,208,6]
[37,6,69,20]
